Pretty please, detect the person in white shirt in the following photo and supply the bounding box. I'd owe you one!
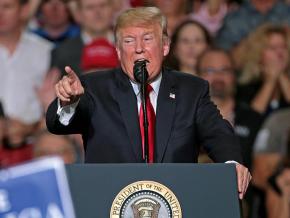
[0,0,52,146]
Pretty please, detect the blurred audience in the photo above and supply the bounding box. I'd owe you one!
[0,103,4,145]
[30,0,80,46]
[152,0,189,37]
[110,0,131,24]
[0,120,34,168]
[35,67,61,130]
[164,20,211,75]
[197,48,263,217]
[0,0,52,150]
[1,109,34,166]
[0,104,34,169]
[130,0,145,7]
[67,0,144,26]
[235,24,290,116]
[51,0,118,75]
[33,130,82,163]
[80,37,119,73]
[252,108,290,218]
[253,108,290,191]
[266,168,290,218]
[265,129,290,218]
[190,0,229,36]
[216,0,290,51]
[197,48,262,169]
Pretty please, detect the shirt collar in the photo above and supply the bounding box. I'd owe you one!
[130,72,162,97]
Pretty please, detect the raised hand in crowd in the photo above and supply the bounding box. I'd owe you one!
[251,31,290,114]
[235,24,290,115]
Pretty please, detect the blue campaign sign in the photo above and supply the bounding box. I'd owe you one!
[0,157,75,218]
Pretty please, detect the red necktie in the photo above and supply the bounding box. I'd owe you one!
[139,85,155,163]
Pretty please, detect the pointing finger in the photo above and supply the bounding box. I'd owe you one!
[65,66,78,81]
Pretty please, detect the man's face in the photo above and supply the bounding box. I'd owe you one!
[41,0,70,29]
[116,23,170,82]
[79,0,113,36]
[153,0,185,15]
[251,0,276,11]
[199,51,235,99]
[0,0,25,35]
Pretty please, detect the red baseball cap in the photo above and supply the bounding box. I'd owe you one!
[81,38,119,72]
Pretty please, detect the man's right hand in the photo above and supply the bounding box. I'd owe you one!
[55,66,84,107]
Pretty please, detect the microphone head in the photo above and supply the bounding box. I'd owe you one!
[133,60,149,84]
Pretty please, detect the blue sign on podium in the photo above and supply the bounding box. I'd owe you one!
[0,157,75,218]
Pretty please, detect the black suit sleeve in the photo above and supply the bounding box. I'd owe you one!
[46,86,94,135]
[196,81,243,163]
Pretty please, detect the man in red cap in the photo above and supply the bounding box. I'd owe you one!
[81,38,119,73]
[51,0,116,76]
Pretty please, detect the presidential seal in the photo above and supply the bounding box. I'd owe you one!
[110,181,182,218]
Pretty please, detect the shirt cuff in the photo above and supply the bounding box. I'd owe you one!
[57,98,79,126]
[225,160,239,164]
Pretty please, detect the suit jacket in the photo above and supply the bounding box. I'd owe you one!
[51,36,84,76]
[46,67,243,163]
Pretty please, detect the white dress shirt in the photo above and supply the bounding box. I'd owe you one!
[0,31,52,124]
[129,73,161,114]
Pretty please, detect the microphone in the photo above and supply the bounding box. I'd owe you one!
[133,59,149,83]
[133,59,150,163]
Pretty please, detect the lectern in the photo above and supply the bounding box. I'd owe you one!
[66,163,241,218]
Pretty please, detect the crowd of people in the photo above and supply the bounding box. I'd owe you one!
[0,0,290,217]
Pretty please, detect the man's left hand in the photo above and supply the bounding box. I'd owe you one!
[235,163,252,199]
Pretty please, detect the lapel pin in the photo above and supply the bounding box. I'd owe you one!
[169,93,175,99]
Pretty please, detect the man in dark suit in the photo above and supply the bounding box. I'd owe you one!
[46,6,251,199]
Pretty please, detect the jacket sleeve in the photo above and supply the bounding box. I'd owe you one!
[46,86,94,135]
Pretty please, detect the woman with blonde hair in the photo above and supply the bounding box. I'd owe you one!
[235,24,290,116]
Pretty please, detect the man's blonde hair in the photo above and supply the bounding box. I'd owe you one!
[114,7,168,44]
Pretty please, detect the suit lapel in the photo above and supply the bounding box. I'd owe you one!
[156,69,177,162]
[114,69,143,162]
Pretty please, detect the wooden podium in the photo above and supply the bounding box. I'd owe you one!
[66,163,241,218]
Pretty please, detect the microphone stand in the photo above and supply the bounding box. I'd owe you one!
[133,60,149,163]
[140,69,149,163]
